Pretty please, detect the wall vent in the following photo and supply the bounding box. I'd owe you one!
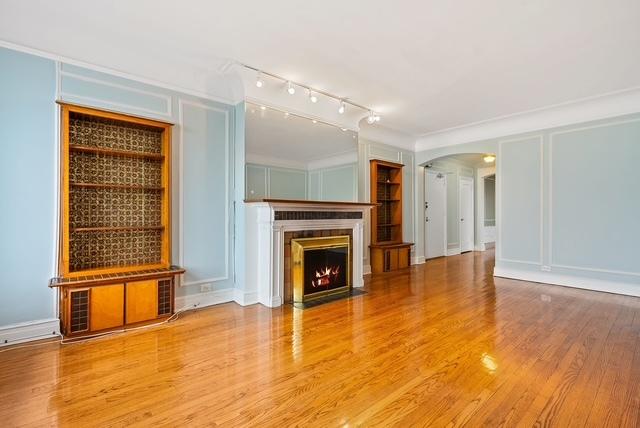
[158,279,172,316]
[70,290,90,333]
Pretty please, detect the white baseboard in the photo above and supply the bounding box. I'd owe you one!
[363,264,372,275]
[0,318,60,347]
[233,289,259,306]
[175,288,235,311]
[474,244,486,252]
[411,256,426,265]
[446,247,461,256]
[494,267,640,297]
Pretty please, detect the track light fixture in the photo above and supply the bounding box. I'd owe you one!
[241,64,381,124]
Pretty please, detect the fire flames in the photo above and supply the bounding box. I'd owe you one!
[311,265,341,288]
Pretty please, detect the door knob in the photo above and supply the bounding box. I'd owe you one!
[426,217,429,222]
[461,218,464,221]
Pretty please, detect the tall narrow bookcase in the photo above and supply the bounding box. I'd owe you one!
[51,103,184,338]
[369,160,413,273]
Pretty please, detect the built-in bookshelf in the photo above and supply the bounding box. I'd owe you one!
[369,160,413,273]
[53,103,184,338]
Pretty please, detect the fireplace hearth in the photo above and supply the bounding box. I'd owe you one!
[292,235,351,303]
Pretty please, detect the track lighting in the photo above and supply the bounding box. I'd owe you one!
[338,100,345,114]
[256,72,263,88]
[312,119,318,124]
[287,81,295,95]
[260,105,266,111]
[308,90,318,103]
[367,111,376,124]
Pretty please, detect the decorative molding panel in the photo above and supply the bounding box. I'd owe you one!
[178,99,231,287]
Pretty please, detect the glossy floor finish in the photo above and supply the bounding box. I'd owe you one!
[2,250,640,427]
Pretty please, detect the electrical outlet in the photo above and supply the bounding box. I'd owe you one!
[200,284,212,293]
[541,265,551,272]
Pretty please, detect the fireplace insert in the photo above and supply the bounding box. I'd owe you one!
[291,235,351,303]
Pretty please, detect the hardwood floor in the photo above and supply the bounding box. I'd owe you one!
[2,249,640,427]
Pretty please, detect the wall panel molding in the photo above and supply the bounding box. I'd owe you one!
[178,99,230,287]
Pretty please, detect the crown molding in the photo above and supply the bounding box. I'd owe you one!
[416,86,640,152]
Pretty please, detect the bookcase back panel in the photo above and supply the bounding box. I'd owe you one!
[70,152,162,186]
[70,229,162,271]
[70,187,163,229]
[69,113,163,154]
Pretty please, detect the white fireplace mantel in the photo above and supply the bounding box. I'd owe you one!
[244,199,375,307]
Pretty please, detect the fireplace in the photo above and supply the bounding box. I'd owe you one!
[291,235,351,303]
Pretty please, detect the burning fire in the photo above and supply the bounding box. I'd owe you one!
[312,265,341,287]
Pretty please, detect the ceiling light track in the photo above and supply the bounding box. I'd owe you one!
[240,63,380,122]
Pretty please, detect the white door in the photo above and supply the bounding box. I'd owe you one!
[459,177,474,253]
[425,171,446,259]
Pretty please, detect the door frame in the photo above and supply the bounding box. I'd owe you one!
[475,166,496,251]
[424,170,447,259]
[458,176,474,253]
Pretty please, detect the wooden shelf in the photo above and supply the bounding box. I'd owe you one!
[378,199,400,202]
[377,181,401,185]
[71,226,165,232]
[70,145,164,160]
[377,223,402,227]
[70,182,164,191]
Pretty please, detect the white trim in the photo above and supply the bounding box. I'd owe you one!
[494,267,640,298]
[51,62,62,317]
[178,99,231,286]
[411,256,426,265]
[363,264,372,275]
[415,86,640,151]
[59,70,173,118]
[0,39,239,106]
[548,117,640,277]
[446,247,461,256]
[233,290,260,306]
[175,288,235,311]
[0,318,60,347]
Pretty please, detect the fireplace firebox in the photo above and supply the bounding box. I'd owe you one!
[291,235,351,303]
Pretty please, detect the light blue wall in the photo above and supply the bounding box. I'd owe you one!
[0,48,57,325]
[416,114,640,293]
[308,163,358,202]
[246,164,307,200]
[0,46,241,332]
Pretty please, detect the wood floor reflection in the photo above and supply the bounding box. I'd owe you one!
[2,249,639,427]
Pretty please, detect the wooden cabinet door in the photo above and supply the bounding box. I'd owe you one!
[385,249,399,271]
[126,280,158,324]
[398,247,410,269]
[90,284,124,331]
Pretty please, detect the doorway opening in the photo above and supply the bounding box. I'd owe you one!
[423,153,496,260]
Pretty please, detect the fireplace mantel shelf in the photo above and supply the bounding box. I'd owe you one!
[244,198,377,207]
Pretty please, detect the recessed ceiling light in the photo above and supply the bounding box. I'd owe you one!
[287,81,295,95]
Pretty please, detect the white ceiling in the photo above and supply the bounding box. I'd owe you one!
[245,104,357,167]
[1,0,639,136]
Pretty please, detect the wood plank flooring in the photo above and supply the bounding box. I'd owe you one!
[2,249,640,427]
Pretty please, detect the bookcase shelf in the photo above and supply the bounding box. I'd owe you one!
[55,102,183,338]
